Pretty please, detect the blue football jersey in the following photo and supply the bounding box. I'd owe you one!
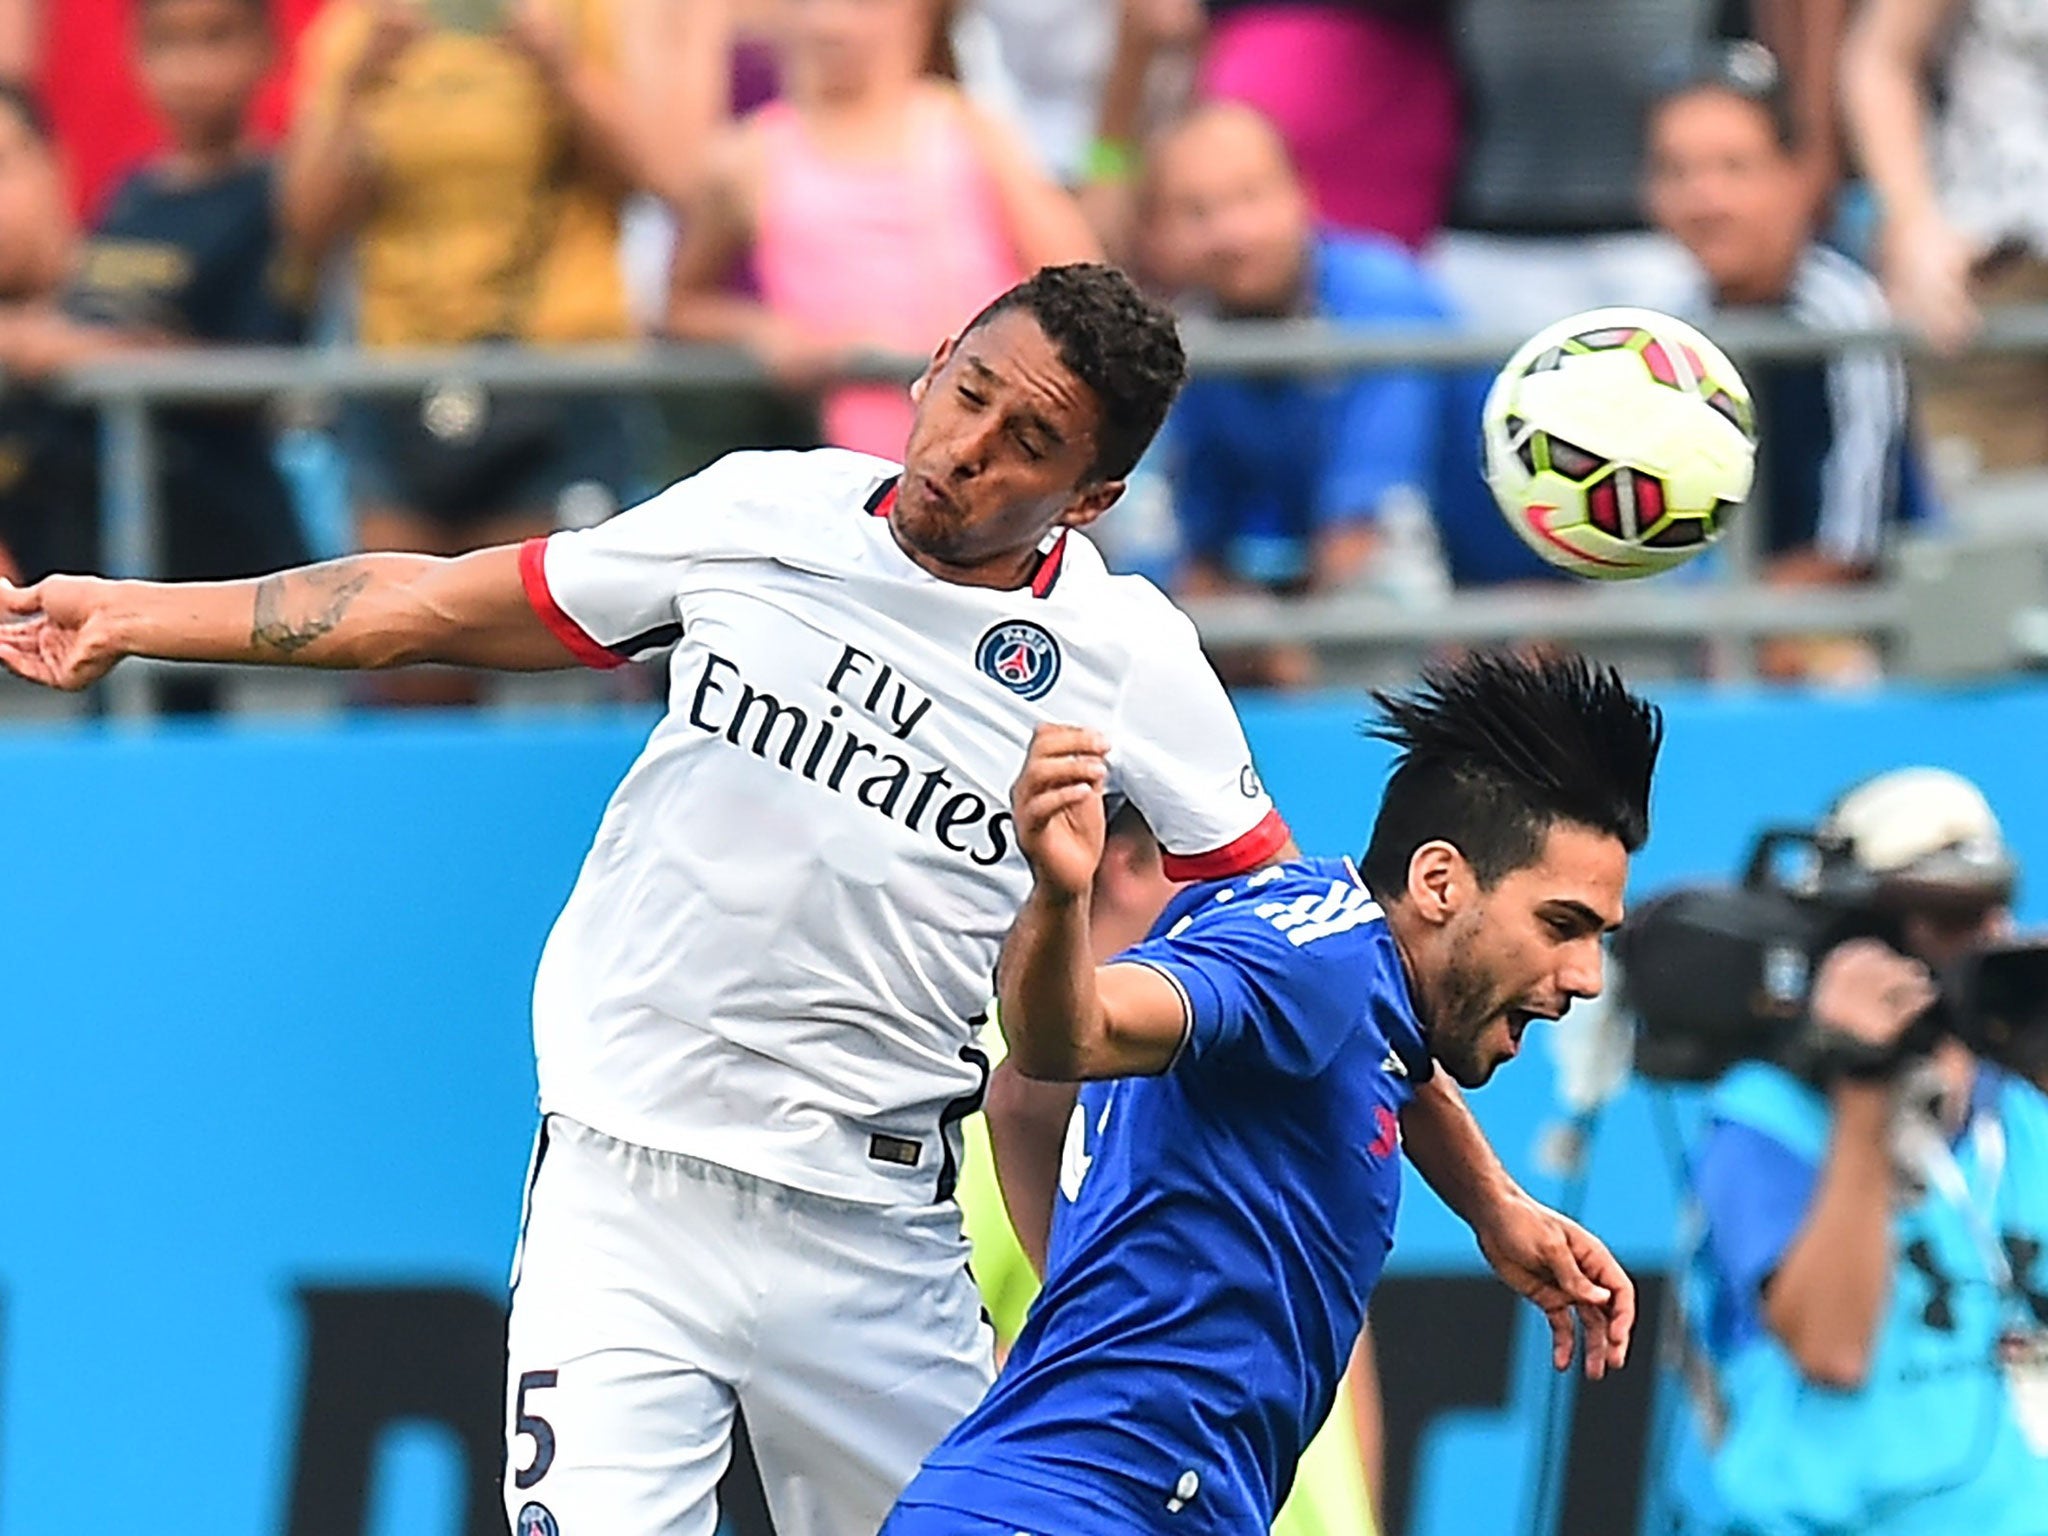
[900,858,1431,1534]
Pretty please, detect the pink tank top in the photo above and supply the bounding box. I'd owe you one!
[753,89,1027,458]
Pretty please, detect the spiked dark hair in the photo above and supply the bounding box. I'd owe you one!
[962,262,1188,483]
[1361,650,1663,897]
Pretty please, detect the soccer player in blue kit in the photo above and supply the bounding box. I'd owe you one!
[884,648,1662,1535]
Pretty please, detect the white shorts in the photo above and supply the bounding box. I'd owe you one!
[503,1116,997,1536]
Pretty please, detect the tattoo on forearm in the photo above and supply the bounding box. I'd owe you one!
[251,561,374,657]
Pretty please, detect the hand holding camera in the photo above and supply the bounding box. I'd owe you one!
[1810,940,1938,1051]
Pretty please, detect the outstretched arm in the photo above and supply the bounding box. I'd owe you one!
[1402,1072,1635,1379]
[0,545,578,690]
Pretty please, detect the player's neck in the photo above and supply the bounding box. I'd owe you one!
[889,523,1042,589]
[1381,902,1437,1035]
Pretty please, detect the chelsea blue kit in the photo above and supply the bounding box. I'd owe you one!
[888,857,1431,1534]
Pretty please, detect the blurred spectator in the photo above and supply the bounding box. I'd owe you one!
[1147,101,1451,687]
[1727,0,1852,224]
[0,83,80,586]
[0,0,310,715]
[949,0,1122,184]
[613,0,820,480]
[285,0,647,702]
[614,0,777,325]
[0,79,67,306]
[1647,55,1929,574]
[613,0,767,212]
[1196,1,1458,251]
[0,0,322,220]
[1432,0,1765,333]
[953,0,1204,263]
[1842,0,2048,473]
[666,0,1100,460]
[1675,769,2048,1536]
[964,807,1386,1536]
[0,3,309,705]
[1423,367,1572,590]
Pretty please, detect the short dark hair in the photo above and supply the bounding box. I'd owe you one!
[1647,40,1798,155]
[1361,650,1663,897]
[963,262,1187,483]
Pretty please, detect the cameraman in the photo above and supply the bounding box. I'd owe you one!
[1684,768,2048,1535]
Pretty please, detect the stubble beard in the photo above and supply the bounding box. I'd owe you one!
[1427,932,1507,1089]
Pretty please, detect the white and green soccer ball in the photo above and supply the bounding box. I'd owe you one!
[1480,306,1759,580]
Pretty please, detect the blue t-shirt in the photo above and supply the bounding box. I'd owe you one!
[899,858,1430,1534]
[1678,1061,2048,1536]
[1167,232,1451,586]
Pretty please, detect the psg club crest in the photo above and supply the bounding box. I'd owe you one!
[976,621,1062,701]
[515,1503,560,1536]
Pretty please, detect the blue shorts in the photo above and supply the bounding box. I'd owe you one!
[880,1504,1046,1536]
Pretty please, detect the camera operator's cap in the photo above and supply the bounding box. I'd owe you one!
[1821,767,2017,900]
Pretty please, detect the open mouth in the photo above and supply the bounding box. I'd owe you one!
[915,474,960,519]
[1504,1007,1549,1051]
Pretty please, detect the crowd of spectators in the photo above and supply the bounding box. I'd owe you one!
[0,0,2036,699]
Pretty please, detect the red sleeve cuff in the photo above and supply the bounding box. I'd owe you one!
[519,537,625,671]
[1161,808,1291,883]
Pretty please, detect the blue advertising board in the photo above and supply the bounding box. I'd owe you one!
[0,682,2035,1536]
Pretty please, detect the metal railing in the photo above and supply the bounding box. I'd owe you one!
[31,306,2048,714]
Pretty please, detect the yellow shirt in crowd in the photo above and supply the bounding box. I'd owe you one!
[293,0,631,348]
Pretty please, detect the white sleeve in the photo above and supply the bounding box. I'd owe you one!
[1112,603,1290,882]
[519,454,760,669]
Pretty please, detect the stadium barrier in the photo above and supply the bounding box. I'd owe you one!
[26,305,2048,716]
[2,683,2041,1536]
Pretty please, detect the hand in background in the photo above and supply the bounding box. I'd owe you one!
[1881,212,1983,355]
[502,0,574,88]
[345,0,426,102]
[1811,938,1937,1049]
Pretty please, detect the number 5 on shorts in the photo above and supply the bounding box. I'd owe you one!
[513,1369,558,1489]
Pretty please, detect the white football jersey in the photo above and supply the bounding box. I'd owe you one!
[520,449,1287,1205]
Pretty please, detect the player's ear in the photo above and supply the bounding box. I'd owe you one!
[1405,841,1471,925]
[1058,480,1125,530]
[909,335,957,405]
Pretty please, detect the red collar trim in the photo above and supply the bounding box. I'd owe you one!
[1029,531,1068,599]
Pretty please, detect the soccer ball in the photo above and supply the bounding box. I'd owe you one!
[1481,307,1758,580]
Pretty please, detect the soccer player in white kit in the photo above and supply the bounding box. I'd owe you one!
[0,264,1624,1536]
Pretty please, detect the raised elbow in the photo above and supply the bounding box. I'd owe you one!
[1765,1284,1882,1390]
[1007,1038,1083,1082]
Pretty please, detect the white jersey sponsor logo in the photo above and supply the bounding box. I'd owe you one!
[522,450,1283,1204]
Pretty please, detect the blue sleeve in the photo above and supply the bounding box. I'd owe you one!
[1118,893,1382,1078]
[1694,1118,1820,1309]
